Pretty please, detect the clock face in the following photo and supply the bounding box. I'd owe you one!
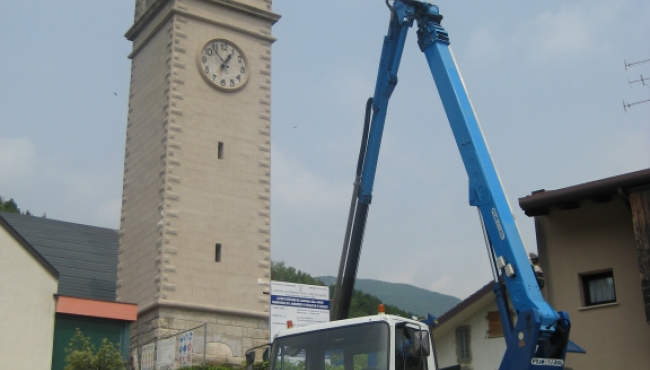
[198,39,249,91]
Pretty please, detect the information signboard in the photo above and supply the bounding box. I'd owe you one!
[270,281,330,340]
[178,331,194,367]
[156,337,176,369]
[140,343,155,370]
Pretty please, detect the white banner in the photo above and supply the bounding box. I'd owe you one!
[270,281,330,340]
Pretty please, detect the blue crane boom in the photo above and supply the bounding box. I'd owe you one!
[331,1,572,368]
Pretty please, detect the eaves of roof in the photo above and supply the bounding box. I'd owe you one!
[435,281,495,326]
[518,168,650,216]
[56,295,137,322]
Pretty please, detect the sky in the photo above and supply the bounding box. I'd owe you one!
[1,1,648,299]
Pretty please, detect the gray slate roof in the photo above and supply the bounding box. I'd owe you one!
[0,211,119,301]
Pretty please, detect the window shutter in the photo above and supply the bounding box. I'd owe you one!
[486,311,504,337]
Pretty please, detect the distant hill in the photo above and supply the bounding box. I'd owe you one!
[317,276,460,317]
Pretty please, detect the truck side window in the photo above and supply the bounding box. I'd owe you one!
[395,326,427,370]
[273,346,306,370]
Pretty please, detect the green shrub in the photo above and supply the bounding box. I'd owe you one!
[178,362,269,370]
[64,328,126,370]
[253,360,269,370]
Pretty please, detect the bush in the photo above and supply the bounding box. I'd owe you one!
[178,361,268,370]
[64,328,126,370]
[253,360,269,370]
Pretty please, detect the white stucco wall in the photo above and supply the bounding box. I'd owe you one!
[0,225,58,369]
[434,301,505,370]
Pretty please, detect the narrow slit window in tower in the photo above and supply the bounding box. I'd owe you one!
[215,243,222,262]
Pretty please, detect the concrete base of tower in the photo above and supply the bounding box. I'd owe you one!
[128,302,270,366]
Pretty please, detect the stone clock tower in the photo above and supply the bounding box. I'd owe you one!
[117,0,279,360]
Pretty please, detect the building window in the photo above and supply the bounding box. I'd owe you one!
[581,270,616,306]
[215,243,222,262]
[218,142,224,159]
[455,326,471,363]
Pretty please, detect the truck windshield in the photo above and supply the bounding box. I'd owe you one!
[271,322,389,370]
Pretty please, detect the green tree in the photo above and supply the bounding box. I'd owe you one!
[271,261,326,286]
[0,196,20,213]
[348,289,413,318]
[271,261,414,318]
[0,195,38,215]
[64,328,126,370]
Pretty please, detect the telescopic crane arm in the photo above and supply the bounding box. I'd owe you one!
[332,1,572,369]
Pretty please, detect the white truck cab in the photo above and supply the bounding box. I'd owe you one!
[268,315,437,370]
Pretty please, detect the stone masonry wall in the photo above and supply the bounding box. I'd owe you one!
[130,306,270,365]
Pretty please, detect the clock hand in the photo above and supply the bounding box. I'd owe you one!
[221,53,233,71]
[215,49,225,62]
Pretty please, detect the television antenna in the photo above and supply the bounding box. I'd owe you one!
[623,58,650,112]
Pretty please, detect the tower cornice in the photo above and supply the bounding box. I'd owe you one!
[126,0,280,59]
[138,300,271,319]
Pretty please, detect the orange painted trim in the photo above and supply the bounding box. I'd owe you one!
[56,296,138,322]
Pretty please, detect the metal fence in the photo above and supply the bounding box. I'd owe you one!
[130,324,208,370]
